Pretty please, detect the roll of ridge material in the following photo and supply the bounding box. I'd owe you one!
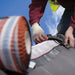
[0,16,32,73]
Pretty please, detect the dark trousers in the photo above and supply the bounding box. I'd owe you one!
[57,9,75,37]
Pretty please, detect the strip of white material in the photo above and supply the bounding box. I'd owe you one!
[31,40,59,59]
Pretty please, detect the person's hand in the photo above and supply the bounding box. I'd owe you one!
[64,26,74,48]
[32,22,48,44]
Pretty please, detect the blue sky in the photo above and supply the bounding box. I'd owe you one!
[0,0,65,45]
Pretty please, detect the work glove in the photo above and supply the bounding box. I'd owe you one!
[31,23,48,44]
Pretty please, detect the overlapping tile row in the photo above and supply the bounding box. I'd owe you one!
[0,16,31,73]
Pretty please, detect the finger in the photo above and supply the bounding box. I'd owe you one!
[33,38,40,44]
[36,36,41,43]
[64,44,70,49]
[42,33,48,40]
[66,37,74,48]
[69,37,74,48]
[39,34,45,42]
[64,36,68,45]
[33,36,40,44]
[34,39,40,44]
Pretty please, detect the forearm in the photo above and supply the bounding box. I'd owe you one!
[29,0,48,26]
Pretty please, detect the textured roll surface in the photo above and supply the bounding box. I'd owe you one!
[0,16,32,73]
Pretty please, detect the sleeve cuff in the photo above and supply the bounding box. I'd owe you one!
[70,14,75,28]
[70,23,75,29]
[29,18,40,26]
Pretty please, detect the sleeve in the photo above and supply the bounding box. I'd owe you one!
[29,0,48,26]
[70,6,75,28]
